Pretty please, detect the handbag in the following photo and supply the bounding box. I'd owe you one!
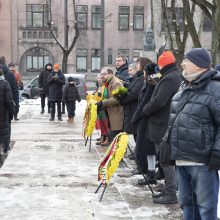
[159,93,195,165]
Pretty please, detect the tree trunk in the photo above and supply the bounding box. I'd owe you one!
[62,51,69,73]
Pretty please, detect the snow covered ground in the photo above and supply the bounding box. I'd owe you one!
[0,98,219,219]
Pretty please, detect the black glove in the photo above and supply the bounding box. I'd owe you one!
[209,154,220,171]
[96,101,103,112]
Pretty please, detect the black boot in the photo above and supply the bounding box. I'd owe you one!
[138,170,157,185]
[41,108,45,114]
[49,117,54,121]
[58,117,63,121]
[14,115,19,121]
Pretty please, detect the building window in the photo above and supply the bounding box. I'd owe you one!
[203,15,212,32]
[76,49,87,72]
[22,32,26,38]
[163,7,184,32]
[118,49,129,60]
[26,47,49,71]
[26,4,48,28]
[132,49,141,62]
[133,7,144,30]
[76,5,88,29]
[91,5,101,29]
[91,49,101,72]
[118,6,129,30]
[108,49,113,65]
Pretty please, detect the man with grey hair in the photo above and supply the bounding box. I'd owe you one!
[128,63,137,77]
[115,55,130,82]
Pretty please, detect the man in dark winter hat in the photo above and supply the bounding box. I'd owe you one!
[38,63,53,114]
[169,48,219,219]
[0,64,15,154]
[142,50,182,204]
[0,56,19,152]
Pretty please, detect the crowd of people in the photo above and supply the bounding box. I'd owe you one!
[94,50,220,219]
[38,63,81,122]
[0,48,220,219]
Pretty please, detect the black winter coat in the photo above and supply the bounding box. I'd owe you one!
[0,78,15,145]
[120,71,144,134]
[143,64,182,143]
[132,81,156,155]
[2,64,19,106]
[38,64,52,96]
[170,70,220,165]
[62,83,81,102]
[115,62,130,82]
[48,71,65,102]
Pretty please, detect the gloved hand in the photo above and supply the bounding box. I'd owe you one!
[96,101,103,112]
[209,154,220,171]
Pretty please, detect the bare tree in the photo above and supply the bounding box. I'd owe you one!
[47,0,79,73]
[160,0,191,66]
[189,0,220,65]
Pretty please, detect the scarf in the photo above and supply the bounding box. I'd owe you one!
[182,69,207,82]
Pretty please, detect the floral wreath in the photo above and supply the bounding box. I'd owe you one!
[98,132,128,184]
[82,94,99,138]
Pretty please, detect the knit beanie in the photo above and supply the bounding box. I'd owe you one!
[53,63,59,71]
[158,51,176,68]
[185,48,211,68]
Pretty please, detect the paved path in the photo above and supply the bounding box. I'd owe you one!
[0,99,182,220]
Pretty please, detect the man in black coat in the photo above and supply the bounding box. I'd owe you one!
[48,64,65,121]
[0,65,15,154]
[115,55,130,83]
[0,56,19,153]
[38,63,52,114]
[143,51,182,204]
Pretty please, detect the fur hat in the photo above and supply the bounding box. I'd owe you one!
[53,63,60,71]
[185,48,211,68]
[144,63,157,75]
[158,51,176,68]
[8,63,15,68]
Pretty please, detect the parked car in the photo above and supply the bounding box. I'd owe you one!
[20,73,87,99]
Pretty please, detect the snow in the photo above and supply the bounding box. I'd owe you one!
[0,98,219,219]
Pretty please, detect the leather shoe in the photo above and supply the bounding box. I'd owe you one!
[153,194,177,204]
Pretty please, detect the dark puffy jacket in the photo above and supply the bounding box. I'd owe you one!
[2,64,19,106]
[170,70,220,164]
[48,70,65,102]
[38,63,52,96]
[120,71,144,134]
[0,78,15,144]
[143,64,182,143]
[115,62,130,82]
[62,83,81,102]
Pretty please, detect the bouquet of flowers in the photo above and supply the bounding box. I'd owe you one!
[112,87,128,100]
